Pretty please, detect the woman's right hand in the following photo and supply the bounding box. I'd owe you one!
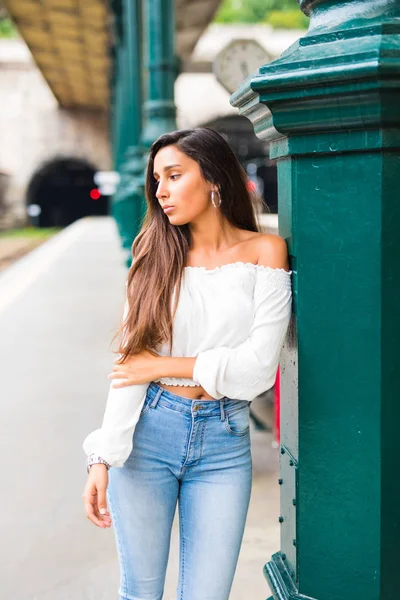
[82,464,112,528]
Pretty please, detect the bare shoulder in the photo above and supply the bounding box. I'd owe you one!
[254,233,290,272]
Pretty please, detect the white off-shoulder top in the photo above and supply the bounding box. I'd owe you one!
[83,262,293,467]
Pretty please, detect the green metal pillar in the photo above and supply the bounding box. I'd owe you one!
[140,0,178,150]
[110,0,127,173]
[232,1,400,598]
[109,58,118,170]
[111,0,146,264]
[109,0,127,240]
[109,0,122,169]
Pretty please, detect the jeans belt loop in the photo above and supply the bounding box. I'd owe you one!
[219,399,225,422]
[150,387,163,408]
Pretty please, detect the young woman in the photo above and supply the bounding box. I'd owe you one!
[82,127,292,600]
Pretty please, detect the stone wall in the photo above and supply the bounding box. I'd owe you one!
[0,40,111,228]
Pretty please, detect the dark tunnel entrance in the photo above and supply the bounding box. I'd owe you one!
[26,157,109,228]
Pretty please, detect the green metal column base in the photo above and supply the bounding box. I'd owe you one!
[265,552,316,600]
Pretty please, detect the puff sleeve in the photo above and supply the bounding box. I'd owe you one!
[192,267,292,400]
[83,291,149,468]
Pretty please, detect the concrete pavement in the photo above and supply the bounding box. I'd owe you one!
[0,217,280,599]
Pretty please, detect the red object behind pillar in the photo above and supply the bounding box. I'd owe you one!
[274,366,280,444]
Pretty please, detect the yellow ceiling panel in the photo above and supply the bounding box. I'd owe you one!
[41,70,68,85]
[88,65,109,78]
[81,15,107,29]
[3,0,41,19]
[87,57,110,69]
[65,73,87,85]
[68,86,89,96]
[49,81,71,94]
[87,77,108,87]
[83,25,108,36]
[68,73,88,81]
[62,65,84,78]
[86,71,105,81]
[70,90,89,100]
[66,78,87,89]
[54,42,84,58]
[85,57,109,70]
[16,39,48,55]
[69,91,91,104]
[97,96,109,107]
[84,23,107,35]
[97,90,109,100]
[56,48,83,60]
[5,0,113,109]
[19,31,53,51]
[83,33,108,47]
[80,3,108,19]
[87,86,109,98]
[33,53,60,68]
[93,92,109,104]
[65,58,85,68]
[88,70,107,81]
[66,70,87,80]
[48,24,82,39]
[82,20,106,32]
[47,11,80,29]
[90,75,108,86]
[42,0,78,9]
[15,20,50,35]
[54,44,83,57]
[53,35,82,48]
[84,38,108,50]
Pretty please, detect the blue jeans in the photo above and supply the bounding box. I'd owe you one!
[107,381,253,600]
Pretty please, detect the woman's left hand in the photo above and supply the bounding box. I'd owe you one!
[108,349,163,387]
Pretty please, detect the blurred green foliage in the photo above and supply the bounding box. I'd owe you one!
[267,9,309,28]
[214,0,309,28]
[0,227,62,238]
[0,17,17,38]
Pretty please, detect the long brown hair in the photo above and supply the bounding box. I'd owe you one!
[115,127,260,360]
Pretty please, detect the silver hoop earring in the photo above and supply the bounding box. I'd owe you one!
[211,189,222,208]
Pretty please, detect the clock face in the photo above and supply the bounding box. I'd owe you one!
[213,39,271,94]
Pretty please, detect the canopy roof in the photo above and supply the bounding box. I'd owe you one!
[3,0,221,110]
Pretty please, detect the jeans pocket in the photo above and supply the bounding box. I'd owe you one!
[224,403,250,436]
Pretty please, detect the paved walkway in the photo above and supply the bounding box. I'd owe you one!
[0,217,279,599]
[0,234,52,271]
